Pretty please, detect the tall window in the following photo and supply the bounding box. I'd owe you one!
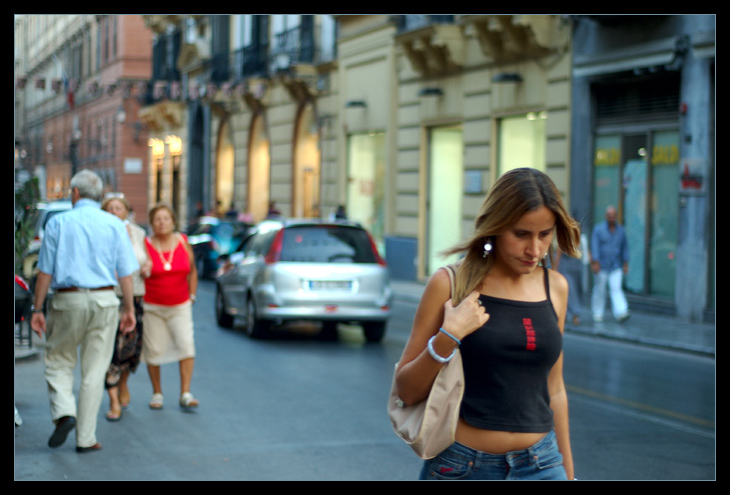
[347,132,386,245]
[233,15,253,49]
[427,126,463,276]
[102,16,110,65]
[320,15,336,62]
[498,112,547,174]
[233,15,268,76]
[272,15,301,40]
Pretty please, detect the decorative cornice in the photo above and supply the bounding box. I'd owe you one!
[276,64,323,102]
[396,24,465,76]
[465,14,570,64]
[142,15,183,34]
[138,101,185,132]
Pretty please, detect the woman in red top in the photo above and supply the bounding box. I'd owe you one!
[141,204,199,410]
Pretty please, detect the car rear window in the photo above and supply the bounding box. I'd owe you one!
[280,226,378,263]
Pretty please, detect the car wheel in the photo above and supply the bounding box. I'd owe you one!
[245,296,270,339]
[362,321,386,342]
[215,286,234,328]
[319,321,338,341]
[196,254,208,280]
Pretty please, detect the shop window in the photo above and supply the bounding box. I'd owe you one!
[346,132,386,245]
[498,112,547,175]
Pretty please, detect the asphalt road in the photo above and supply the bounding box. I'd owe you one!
[14,280,715,480]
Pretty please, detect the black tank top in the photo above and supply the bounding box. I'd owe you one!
[459,267,562,433]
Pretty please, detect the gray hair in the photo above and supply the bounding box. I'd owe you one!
[70,169,103,201]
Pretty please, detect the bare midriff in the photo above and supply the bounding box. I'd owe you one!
[455,418,548,454]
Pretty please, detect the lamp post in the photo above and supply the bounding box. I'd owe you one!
[69,129,81,177]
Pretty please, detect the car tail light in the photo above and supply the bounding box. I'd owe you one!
[368,234,387,266]
[15,274,30,291]
[264,229,284,264]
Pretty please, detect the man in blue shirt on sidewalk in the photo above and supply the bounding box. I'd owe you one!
[30,169,139,453]
[590,205,630,323]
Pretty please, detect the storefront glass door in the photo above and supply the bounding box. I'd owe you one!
[592,130,679,299]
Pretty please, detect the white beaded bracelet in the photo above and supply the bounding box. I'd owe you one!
[427,335,456,363]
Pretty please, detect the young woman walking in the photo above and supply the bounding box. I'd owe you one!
[396,168,581,480]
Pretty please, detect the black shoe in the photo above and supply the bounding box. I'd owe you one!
[76,443,102,453]
[48,416,76,448]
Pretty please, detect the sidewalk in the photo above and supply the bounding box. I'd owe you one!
[390,280,716,357]
[14,322,42,361]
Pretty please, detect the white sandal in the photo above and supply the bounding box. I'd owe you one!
[179,392,199,409]
[149,393,163,410]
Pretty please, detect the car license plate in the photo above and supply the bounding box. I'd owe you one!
[308,280,352,290]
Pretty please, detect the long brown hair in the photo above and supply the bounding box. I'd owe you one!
[443,168,581,304]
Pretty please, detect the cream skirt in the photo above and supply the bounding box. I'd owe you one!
[141,301,195,366]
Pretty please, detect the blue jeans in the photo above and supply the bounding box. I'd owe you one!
[419,430,567,480]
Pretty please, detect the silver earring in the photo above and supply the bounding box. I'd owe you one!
[483,239,493,258]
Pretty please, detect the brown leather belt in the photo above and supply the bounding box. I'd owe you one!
[56,286,114,292]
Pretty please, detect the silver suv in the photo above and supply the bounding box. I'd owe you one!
[215,219,392,341]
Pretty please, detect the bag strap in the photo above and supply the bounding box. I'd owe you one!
[444,264,456,298]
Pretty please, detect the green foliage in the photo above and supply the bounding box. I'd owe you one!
[14,177,40,274]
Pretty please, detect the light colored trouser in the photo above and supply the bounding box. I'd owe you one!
[591,268,629,320]
[44,290,119,448]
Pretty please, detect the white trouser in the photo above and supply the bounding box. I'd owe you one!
[44,290,119,448]
[591,268,629,321]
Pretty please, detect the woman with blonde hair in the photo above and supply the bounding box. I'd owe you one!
[101,194,151,421]
[395,167,580,480]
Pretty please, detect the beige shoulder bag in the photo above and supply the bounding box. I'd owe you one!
[387,264,465,459]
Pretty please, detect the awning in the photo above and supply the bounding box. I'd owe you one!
[573,35,684,78]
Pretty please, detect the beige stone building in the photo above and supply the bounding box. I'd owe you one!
[337,15,572,279]
[139,15,572,281]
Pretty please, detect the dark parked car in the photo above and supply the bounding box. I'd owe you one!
[187,216,252,279]
[215,219,392,341]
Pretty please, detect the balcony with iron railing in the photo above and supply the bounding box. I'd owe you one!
[141,17,337,107]
[209,51,229,83]
[233,43,268,80]
[269,26,317,72]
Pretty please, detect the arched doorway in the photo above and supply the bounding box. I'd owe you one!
[248,112,271,222]
[292,102,320,218]
[215,117,235,215]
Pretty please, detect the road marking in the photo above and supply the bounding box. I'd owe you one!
[566,384,715,430]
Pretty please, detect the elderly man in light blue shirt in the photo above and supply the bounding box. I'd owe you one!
[590,205,630,322]
[31,169,139,453]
